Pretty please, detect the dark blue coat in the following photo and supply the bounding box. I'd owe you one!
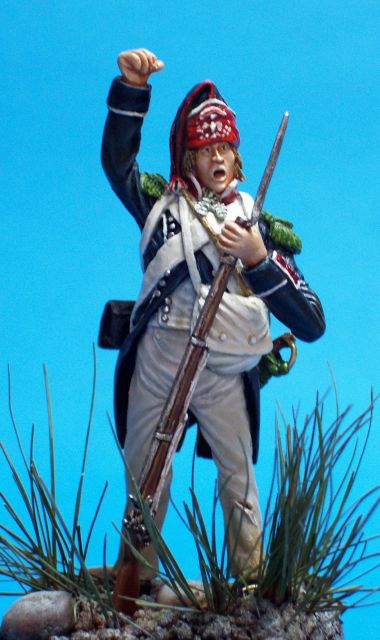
[101,78,325,463]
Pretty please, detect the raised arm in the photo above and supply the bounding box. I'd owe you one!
[101,49,164,228]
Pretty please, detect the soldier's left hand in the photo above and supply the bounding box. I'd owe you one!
[218,221,268,267]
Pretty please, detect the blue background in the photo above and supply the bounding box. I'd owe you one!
[1,1,379,637]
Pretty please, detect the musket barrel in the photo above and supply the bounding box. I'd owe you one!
[254,112,289,213]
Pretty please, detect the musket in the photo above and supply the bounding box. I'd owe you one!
[113,112,289,614]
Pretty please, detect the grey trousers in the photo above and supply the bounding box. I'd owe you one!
[123,325,262,579]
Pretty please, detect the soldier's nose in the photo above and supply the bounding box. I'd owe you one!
[212,149,223,162]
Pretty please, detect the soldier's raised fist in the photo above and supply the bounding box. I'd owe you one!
[117,48,164,86]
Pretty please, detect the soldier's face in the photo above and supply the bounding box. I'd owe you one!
[193,142,235,194]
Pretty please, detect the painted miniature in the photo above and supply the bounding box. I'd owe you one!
[101,48,325,597]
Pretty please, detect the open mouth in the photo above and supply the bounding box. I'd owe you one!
[213,168,226,179]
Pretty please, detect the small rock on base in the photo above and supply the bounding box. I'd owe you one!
[1,590,76,640]
[156,580,206,607]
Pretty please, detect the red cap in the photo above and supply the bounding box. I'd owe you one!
[186,99,239,149]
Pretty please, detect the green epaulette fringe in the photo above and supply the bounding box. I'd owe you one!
[261,211,302,254]
[140,173,167,199]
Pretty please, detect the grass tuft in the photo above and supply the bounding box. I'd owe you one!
[255,391,380,612]
[0,348,114,621]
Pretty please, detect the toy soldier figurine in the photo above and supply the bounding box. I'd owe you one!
[100,48,325,601]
